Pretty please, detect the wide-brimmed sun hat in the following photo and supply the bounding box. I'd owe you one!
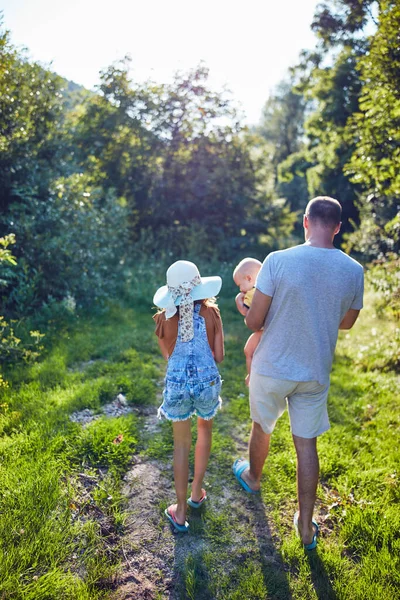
[153,261,222,342]
[153,261,222,309]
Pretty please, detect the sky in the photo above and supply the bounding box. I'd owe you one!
[1,0,320,125]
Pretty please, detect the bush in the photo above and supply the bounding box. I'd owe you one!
[367,254,400,321]
[7,175,129,313]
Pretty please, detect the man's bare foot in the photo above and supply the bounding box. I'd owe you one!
[241,467,260,492]
[298,520,318,546]
[233,459,260,492]
[294,512,319,548]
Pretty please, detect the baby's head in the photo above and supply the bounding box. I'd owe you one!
[233,257,262,293]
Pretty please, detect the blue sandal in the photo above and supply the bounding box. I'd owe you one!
[187,490,207,508]
[165,507,189,533]
[232,458,260,494]
[293,511,319,550]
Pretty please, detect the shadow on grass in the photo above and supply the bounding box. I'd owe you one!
[306,550,338,600]
[168,514,214,600]
[251,494,293,600]
[168,494,292,599]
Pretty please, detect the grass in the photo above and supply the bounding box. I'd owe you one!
[0,301,160,599]
[0,263,399,599]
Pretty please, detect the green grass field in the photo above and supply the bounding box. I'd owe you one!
[0,269,398,599]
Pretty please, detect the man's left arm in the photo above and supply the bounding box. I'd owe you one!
[339,308,360,330]
[340,267,364,330]
[245,289,273,331]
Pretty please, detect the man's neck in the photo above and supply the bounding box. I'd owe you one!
[305,236,336,249]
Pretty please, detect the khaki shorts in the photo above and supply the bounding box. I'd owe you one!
[249,372,330,438]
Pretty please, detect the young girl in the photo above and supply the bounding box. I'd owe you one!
[153,260,224,532]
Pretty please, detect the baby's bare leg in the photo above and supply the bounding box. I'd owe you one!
[244,330,263,386]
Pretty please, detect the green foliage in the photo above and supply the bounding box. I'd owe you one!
[7,174,129,311]
[258,78,307,171]
[344,1,400,255]
[261,42,365,240]
[0,21,65,215]
[256,79,309,230]
[73,62,292,255]
[311,0,376,48]
[299,45,364,234]
[367,253,400,319]
[0,233,44,387]
[0,22,130,318]
[0,317,44,365]
[341,2,400,329]
[0,233,16,268]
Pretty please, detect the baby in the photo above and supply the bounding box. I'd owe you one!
[233,257,263,386]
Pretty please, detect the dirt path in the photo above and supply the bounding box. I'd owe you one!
[109,409,289,600]
[110,408,177,599]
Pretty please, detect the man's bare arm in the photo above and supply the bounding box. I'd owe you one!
[339,308,360,330]
[245,289,273,331]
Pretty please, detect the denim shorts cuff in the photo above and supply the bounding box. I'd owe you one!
[196,396,222,421]
[157,406,196,422]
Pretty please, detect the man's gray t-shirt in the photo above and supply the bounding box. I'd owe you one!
[253,244,364,385]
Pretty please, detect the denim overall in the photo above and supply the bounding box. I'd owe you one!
[158,302,222,421]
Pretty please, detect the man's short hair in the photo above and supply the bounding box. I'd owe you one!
[305,196,342,228]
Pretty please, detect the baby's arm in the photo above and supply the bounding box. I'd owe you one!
[235,292,249,317]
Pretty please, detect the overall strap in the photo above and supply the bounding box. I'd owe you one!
[194,302,202,315]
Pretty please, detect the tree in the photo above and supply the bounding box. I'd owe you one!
[73,62,291,255]
[258,79,307,170]
[345,1,400,207]
[0,21,65,218]
[0,23,130,313]
[311,0,378,48]
[343,1,400,320]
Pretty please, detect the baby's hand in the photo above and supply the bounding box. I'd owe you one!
[235,292,248,317]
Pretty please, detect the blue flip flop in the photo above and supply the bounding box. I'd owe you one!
[232,459,260,494]
[164,508,189,533]
[187,491,207,509]
[293,511,319,550]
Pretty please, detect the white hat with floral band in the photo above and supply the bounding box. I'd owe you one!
[153,261,222,342]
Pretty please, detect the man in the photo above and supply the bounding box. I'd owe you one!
[232,196,364,550]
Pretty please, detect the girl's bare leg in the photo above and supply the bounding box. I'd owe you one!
[169,419,192,524]
[191,417,213,502]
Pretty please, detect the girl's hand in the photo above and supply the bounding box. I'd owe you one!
[213,326,225,363]
[157,337,170,360]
